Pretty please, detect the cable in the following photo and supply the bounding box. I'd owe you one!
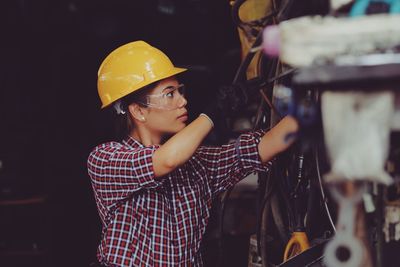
[260,89,282,119]
[231,0,278,39]
[315,148,336,232]
[231,2,278,85]
[232,30,264,84]
[217,187,234,267]
[258,157,296,266]
[253,98,266,131]
[216,2,282,266]
[256,172,274,257]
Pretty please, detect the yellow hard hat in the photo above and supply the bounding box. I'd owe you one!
[97,41,187,108]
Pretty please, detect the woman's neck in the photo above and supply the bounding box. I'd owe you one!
[130,128,162,146]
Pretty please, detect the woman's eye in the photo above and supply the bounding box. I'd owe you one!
[165,91,174,98]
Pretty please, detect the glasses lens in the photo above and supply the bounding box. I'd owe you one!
[146,84,185,110]
[167,85,184,109]
[177,84,185,96]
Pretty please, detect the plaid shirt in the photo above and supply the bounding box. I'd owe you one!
[87,130,271,266]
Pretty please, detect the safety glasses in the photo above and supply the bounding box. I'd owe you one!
[140,84,186,110]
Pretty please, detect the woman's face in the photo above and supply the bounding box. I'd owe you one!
[142,77,188,135]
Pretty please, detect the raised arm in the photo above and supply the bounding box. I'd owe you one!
[191,115,298,196]
[152,114,213,177]
[258,116,299,163]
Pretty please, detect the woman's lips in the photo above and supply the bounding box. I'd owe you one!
[178,113,188,122]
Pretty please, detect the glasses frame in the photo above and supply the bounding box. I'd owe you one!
[138,84,186,110]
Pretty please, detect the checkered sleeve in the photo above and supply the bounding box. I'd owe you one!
[87,142,161,208]
[194,130,272,196]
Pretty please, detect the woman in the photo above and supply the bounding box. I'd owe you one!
[87,41,298,266]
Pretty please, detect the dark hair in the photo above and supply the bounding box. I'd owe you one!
[114,81,160,140]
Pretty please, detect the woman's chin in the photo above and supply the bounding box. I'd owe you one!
[164,124,186,135]
[174,127,185,133]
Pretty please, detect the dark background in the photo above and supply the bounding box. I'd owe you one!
[4,1,399,267]
[0,1,242,266]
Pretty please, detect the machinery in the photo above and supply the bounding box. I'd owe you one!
[219,1,400,266]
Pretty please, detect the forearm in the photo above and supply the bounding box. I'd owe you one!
[153,115,213,177]
[258,116,298,163]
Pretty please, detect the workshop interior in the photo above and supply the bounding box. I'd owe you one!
[1,0,400,266]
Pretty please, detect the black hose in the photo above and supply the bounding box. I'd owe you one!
[256,172,274,256]
[216,2,282,266]
[315,148,336,232]
[232,30,264,84]
[217,187,234,267]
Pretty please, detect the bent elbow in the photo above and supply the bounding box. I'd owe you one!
[164,156,178,170]
[153,150,179,177]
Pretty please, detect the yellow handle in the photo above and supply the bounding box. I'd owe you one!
[283,231,310,262]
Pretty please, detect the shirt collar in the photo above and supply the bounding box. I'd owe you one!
[123,135,145,149]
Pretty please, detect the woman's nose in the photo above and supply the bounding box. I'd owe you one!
[178,94,187,108]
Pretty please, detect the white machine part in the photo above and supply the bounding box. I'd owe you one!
[321,91,394,184]
[330,0,353,10]
[383,205,400,242]
[393,93,400,131]
[276,14,400,67]
[324,185,365,267]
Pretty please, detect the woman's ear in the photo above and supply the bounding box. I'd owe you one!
[128,103,146,122]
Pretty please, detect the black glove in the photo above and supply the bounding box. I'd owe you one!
[292,97,322,151]
[275,86,321,151]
